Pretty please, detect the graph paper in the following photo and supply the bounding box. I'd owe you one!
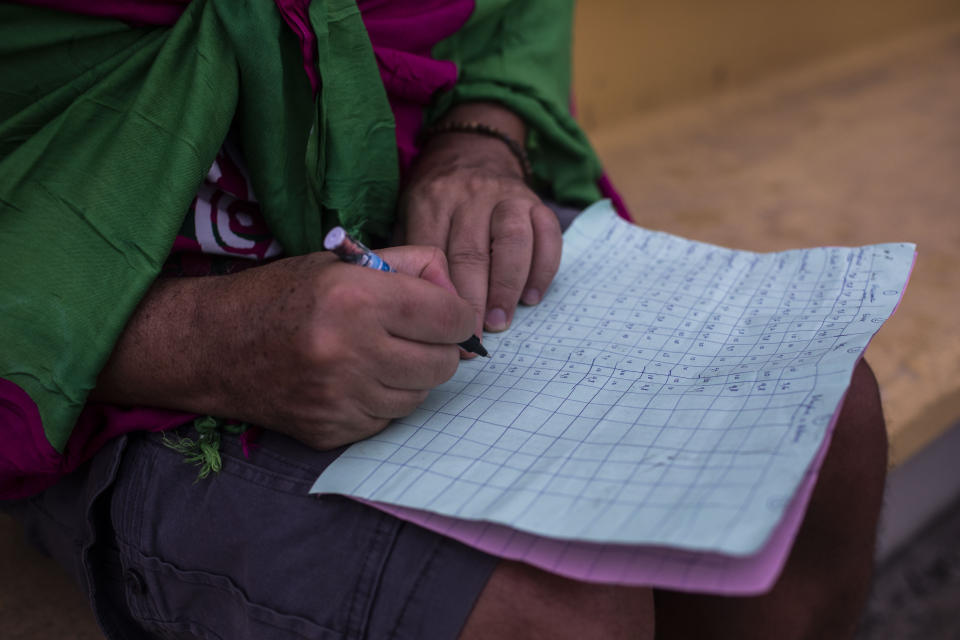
[311,200,914,557]
[361,403,837,594]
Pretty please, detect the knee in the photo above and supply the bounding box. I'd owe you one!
[831,358,888,479]
[461,560,654,640]
[795,357,888,566]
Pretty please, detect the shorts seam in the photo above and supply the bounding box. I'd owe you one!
[389,530,444,640]
[345,511,400,639]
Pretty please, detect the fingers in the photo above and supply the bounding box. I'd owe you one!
[485,200,534,331]
[403,196,453,264]
[374,270,476,346]
[399,167,563,336]
[446,200,496,337]
[484,200,562,332]
[370,323,464,391]
[354,384,430,420]
[379,245,459,297]
[523,203,563,305]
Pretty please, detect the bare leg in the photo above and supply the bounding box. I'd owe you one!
[654,359,887,640]
[460,559,655,639]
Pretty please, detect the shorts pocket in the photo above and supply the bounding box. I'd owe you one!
[120,549,343,640]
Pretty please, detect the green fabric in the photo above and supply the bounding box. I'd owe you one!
[0,1,397,453]
[429,0,603,206]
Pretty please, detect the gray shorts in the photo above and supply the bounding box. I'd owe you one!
[4,425,498,639]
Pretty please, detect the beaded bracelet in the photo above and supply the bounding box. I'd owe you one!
[421,121,533,183]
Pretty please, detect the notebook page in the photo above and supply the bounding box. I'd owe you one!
[311,200,915,556]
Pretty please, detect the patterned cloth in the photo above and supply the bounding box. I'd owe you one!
[163,141,283,277]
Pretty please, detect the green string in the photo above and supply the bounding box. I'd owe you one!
[162,416,249,481]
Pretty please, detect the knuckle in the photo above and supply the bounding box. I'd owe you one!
[464,171,499,194]
[323,275,368,311]
[409,390,430,410]
[388,390,425,418]
[392,294,419,325]
[431,302,465,338]
[425,245,450,271]
[494,213,532,241]
[534,203,562,234]
[490,272,524,294]
[448,245,490,267]
[421,178,451,201]
[361,416,391,438]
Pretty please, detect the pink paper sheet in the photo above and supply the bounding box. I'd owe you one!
[361,389,841,596]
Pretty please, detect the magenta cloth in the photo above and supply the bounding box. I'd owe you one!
[359,0,471,173]
[274,0,322,95]
[359,387,843,595]
[13,0,187,23]
[0,379,193,500]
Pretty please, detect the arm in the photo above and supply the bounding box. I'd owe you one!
[92,247,475,449]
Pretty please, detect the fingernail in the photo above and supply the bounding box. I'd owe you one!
[485,307,508,332]
[521,288,541,305]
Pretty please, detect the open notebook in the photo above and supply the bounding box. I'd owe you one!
[312,200,914,594]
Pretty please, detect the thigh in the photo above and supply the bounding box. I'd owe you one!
[653,358,887,640]
[461,560,655,640]
[17,426,498,640]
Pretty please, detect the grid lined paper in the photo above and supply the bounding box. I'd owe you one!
[311,200,915,557]
[363,405,836,594]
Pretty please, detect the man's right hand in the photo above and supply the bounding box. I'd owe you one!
[93,246,476,449]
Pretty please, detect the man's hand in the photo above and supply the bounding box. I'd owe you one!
[401,103,562,339]
[93,246,476,449]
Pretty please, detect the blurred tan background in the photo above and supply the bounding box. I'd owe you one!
[574,0,960,131]
[573,0,960,467]
[3,1,960,637]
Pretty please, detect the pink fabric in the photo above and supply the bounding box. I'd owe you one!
[1,379,193,500]
[13,0,187,23]
[274,0,321,95]
[598,173,632,222]
[357,0,472,173]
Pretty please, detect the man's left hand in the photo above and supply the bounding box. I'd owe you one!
[400,104,562,341]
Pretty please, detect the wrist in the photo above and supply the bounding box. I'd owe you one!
[421,121,531,183]
[440,101,526,141]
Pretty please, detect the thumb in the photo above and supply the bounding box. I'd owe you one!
[378,245,459,297]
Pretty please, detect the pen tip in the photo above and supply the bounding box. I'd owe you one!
[459,334,489,358]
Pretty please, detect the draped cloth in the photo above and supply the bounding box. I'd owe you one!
[0,0,605,499]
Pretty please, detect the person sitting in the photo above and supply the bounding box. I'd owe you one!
[0,1,887,638]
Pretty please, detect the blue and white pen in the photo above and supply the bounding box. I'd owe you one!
[324,227,490,358]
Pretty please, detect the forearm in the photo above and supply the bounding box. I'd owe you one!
[90,275,222,414]
[88,249,473,449]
